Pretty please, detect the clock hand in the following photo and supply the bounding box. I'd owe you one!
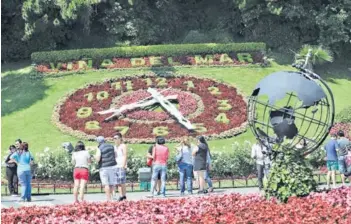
[147,87,194,130]
[98,94,178,121]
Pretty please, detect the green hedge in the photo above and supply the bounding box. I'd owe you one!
[31,42,266,64]
[335,106,351,123]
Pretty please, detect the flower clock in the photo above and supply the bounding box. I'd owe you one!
[53,74,247,143]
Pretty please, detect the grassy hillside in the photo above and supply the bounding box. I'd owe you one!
[2,61,351,157]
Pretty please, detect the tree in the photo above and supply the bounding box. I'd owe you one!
[295,45,334,70]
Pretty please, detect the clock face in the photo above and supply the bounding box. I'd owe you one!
[53,74,247,143]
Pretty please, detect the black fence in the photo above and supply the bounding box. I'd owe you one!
[2,172,333,196]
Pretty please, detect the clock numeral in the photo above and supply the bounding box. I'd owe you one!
[77,107,92,118]
[111,82,122,90]
[153,126,169,136]
[85,121,101,130]
[84,91,109,101]
[183,81,195,90]
[96,91,109,101]
[217,100,232,111]
[193,123,207,133]
[126,80,133,91]
[156,77,167,87]
[84,92,94,102]
[114,126,129,135]
[208,86,222,95]
[215,113,230,124]
[143,78,152,87]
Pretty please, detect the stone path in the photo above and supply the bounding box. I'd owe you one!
[0,184,345,209]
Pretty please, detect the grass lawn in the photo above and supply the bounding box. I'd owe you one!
[2,61,351,158]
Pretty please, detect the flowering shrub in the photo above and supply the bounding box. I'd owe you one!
[53,74,247,143]
[32,142,255,182]
[2,188,350,223]
[265,149,317,203]
[330,122,351,140]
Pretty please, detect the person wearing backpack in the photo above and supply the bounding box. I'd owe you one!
[150,136,169,197]
[176,136,193,195]
[10,142,34,202]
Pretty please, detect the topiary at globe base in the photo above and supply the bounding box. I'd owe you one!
[265,149,317,203]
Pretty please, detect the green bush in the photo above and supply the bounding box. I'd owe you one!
[33,142,257,182]
[265,149,317,203]
[31,42,266,64]
[335,106,351,123]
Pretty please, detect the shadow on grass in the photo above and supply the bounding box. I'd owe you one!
[1,71,48,116]
[316,61,351,83]
[1,61,32,73]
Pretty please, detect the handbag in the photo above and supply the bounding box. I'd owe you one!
[175,147,183,164]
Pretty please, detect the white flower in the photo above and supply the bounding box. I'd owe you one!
[44,147,50,152]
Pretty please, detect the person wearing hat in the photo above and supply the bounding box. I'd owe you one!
[336,130,351,186]
[113,133,128,201]
[94,136,118,201]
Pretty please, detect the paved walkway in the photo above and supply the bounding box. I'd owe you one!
[0,184,345,209]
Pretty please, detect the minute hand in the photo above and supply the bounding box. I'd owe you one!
[147,87,194,130]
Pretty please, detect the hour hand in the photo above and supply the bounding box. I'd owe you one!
[147,87,194,130]
[98,94,178,121]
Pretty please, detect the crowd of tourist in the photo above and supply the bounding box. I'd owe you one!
[4,129,350,203]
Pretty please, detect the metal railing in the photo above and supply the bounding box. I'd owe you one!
[1,172,333,196]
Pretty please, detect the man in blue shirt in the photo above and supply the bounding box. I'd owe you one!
[324,134,339,189]
[336,130,351,186]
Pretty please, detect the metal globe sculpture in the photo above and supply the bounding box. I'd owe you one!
[247,54,335,154]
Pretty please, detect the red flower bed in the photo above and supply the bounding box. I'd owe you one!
[53,74,247,143]
[35,52,264,73]
[113,89,199,121]
[2,188,350,223]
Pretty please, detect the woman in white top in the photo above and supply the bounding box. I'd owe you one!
[113,133,128,201]
[176,136,193,195]
[71,141,91,203]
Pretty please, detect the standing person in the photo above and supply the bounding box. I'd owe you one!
[10,142,34,202]
[205,149,214,193]
[150,136,169,197]
[251,139,270,191]
[94,136,117,201]
[147,138,161,195]
[114,133,128,201]
[176,136,193,195]
[336,130,350,186]
[324,134,339,189]
[71,141,91,203]
[192,136,209,194]
[5,145,18,196]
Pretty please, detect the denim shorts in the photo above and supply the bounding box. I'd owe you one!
[99,166,117,186]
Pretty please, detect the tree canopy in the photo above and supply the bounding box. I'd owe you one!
[2,0,351,61]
